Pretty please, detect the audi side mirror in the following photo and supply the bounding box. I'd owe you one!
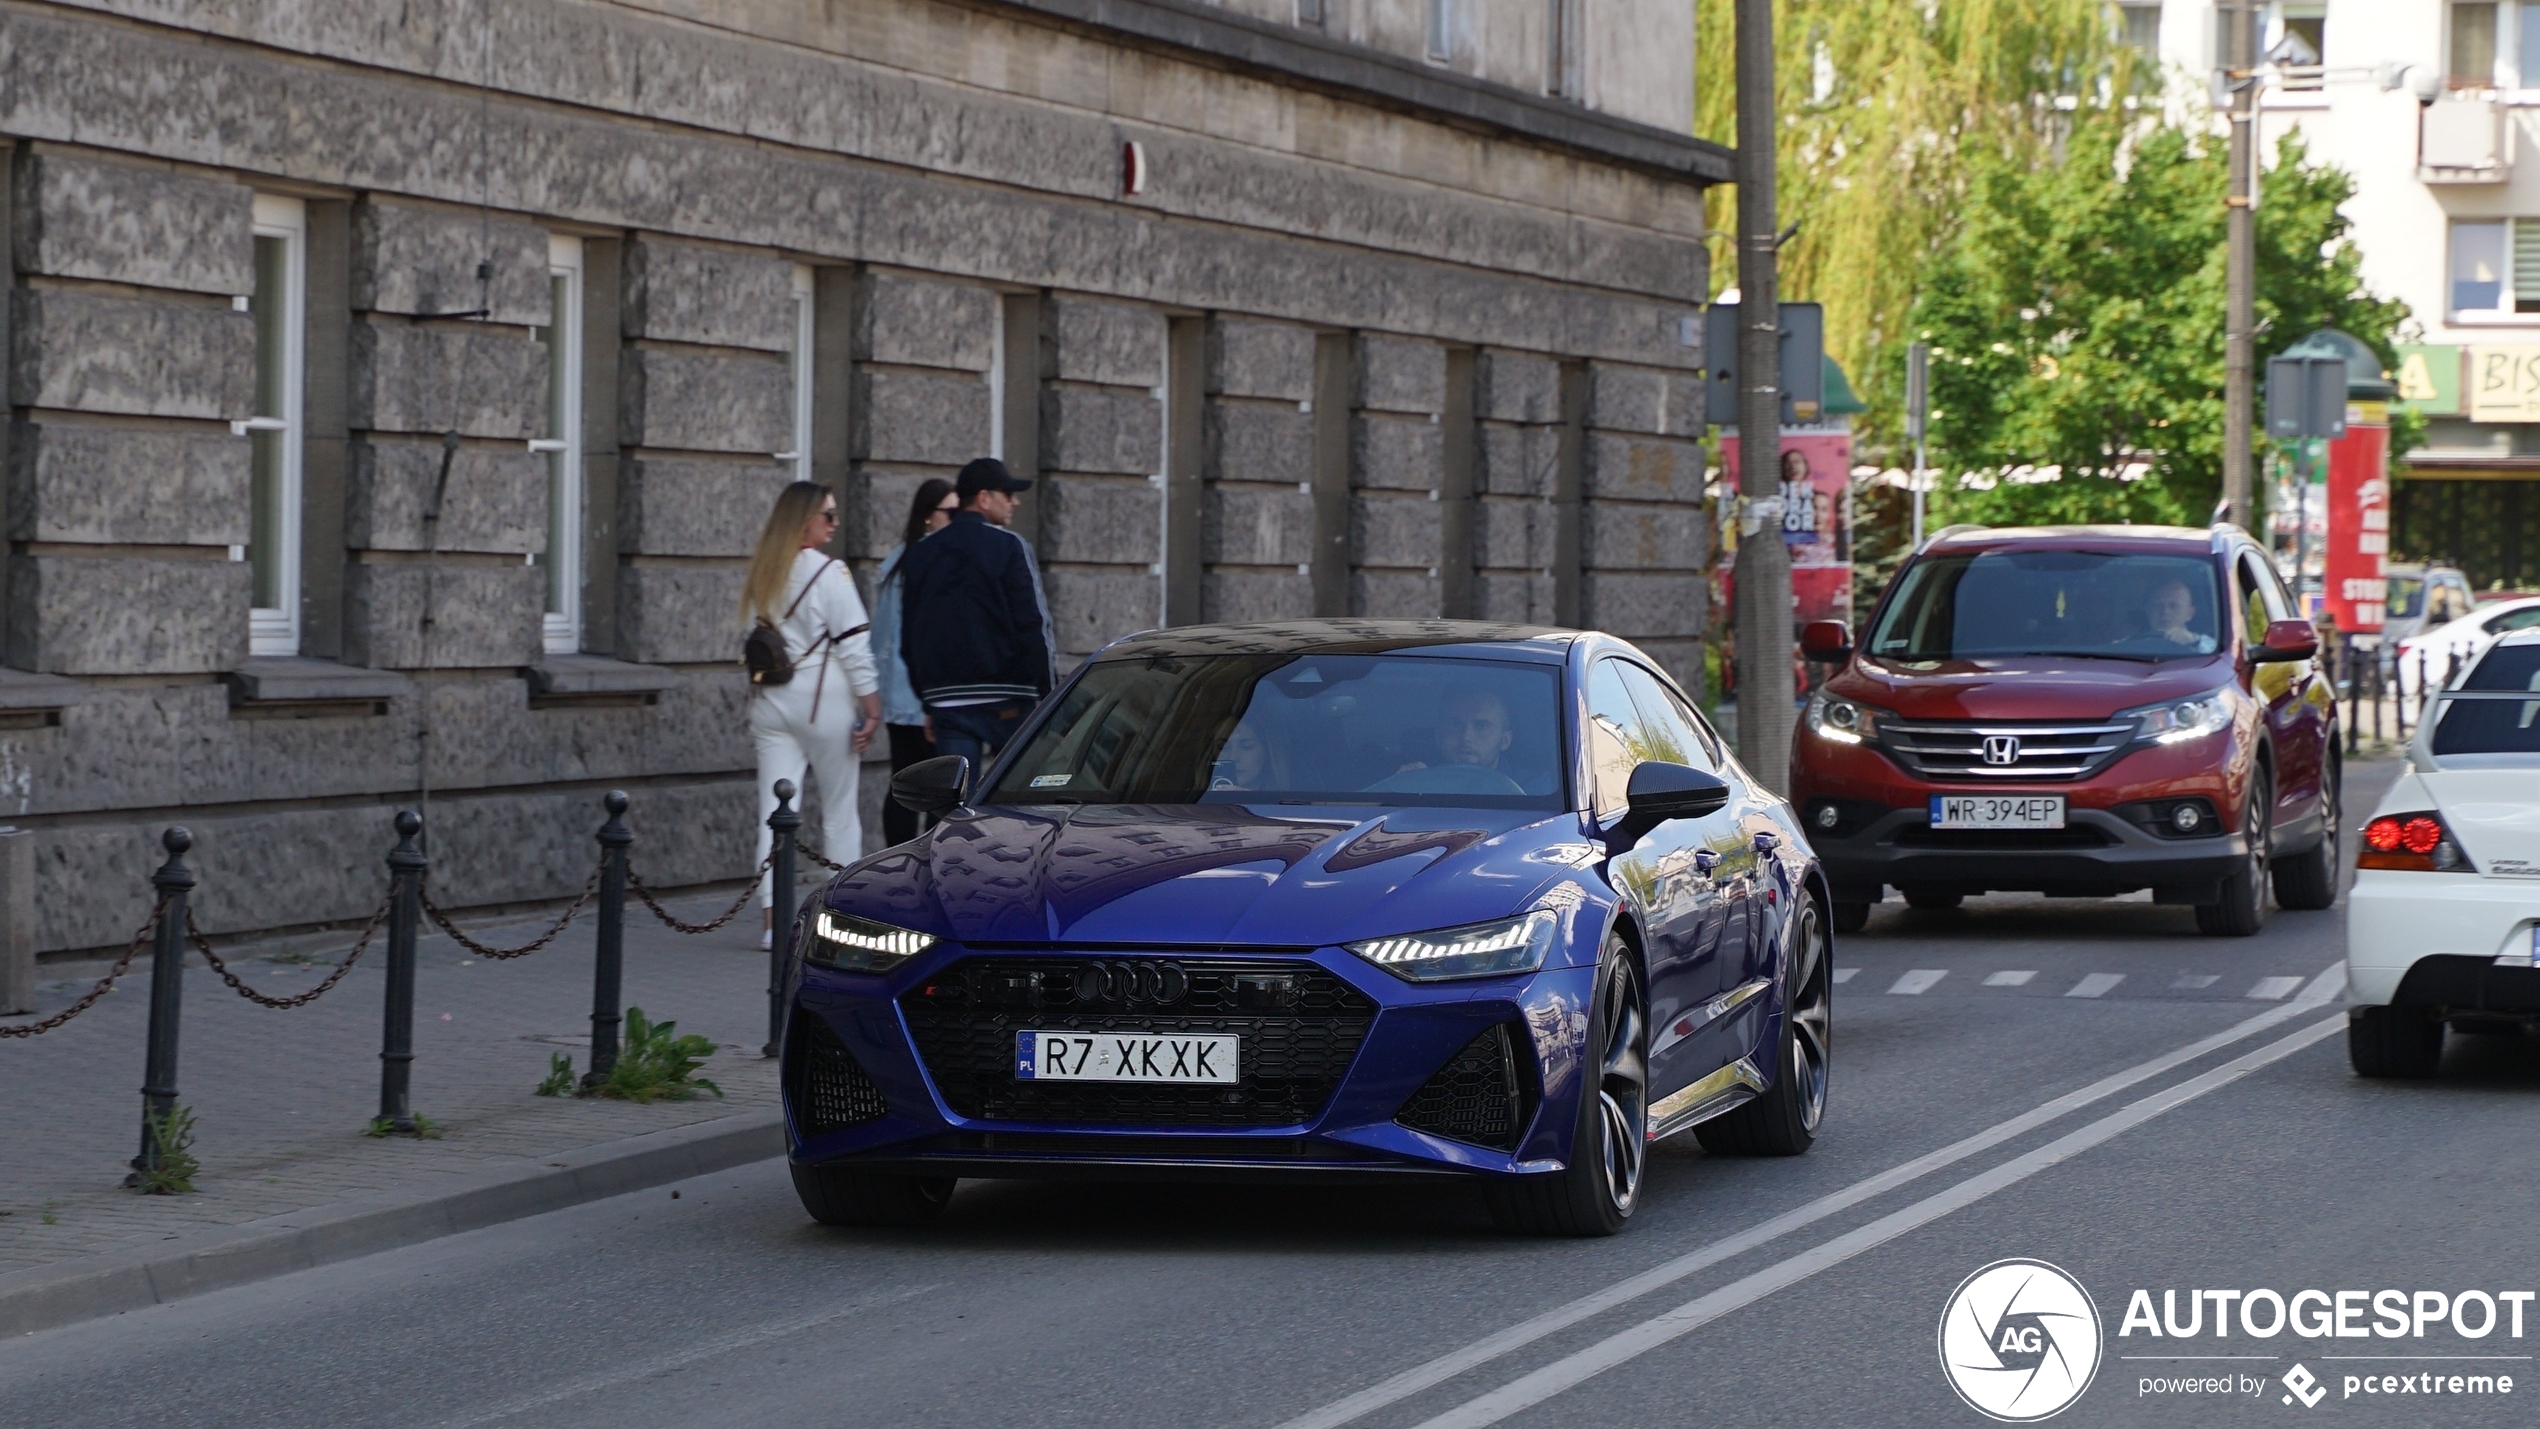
[890,754,971,814]
[1801,620,1853,661]
[1615,761,1732,846]
[2249,619,2318,664]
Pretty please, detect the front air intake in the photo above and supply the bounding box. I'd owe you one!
[1395,1024,1534,1151]
[786,1008,889,1137]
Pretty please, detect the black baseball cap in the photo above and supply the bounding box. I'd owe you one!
[956,457,1033,500]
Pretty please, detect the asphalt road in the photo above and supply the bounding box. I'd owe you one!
[11,754,2540,1428]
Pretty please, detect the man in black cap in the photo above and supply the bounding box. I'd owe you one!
[897,457,1056,784]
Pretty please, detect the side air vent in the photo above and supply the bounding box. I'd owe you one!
[786,1009,889,1137]
[1395,1024,1534,1151]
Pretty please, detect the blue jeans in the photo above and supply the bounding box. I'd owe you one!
[928,700,1031,792]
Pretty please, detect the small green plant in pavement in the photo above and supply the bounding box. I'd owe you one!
[132,1105,201,1194]
[591,1007,722,1103]
[535,1052,577,1097]
[363,1113,440,1139]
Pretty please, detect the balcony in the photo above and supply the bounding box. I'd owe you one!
[2421,95,2512,184]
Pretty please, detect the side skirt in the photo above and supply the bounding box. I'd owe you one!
[1644,1056,1765,1143]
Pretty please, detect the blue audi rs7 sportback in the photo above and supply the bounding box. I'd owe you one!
[777,620,1833,1235]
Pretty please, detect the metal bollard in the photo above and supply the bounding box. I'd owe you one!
[766,779,799,1059]
[584,791,632,1088]
[130,828,194,1184]
[378,811,426,1134]
[2343,636,2360,757]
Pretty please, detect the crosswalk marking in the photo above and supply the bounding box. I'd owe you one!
[1888,969,1948,996]
[2172,974,2220,990]
[2246,976,2303,1001]
[1982,970,2037,987]
[2066,973,2125,999]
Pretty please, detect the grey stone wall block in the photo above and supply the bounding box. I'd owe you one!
[853,469,932,562]
[344,562,544,669]
[1629,638,1706,701]
[1477,571,1556,625]
[1480,351,1560,423]
[1582,572,1707,639]
[1478,422,1554,496]
[1583,502,1705,571]
[1351,494,1443,569]
[9,421,248,545]
[622,235,795,351]
[1355,334,1445,415]
[1350,570,1441,619]
[10,289,252,418]
[855,367,990,466]
[1203,569,1311,624]
[1041,385,1161,476]
[1049,298,1163,388]
[1664,372,1707,437]
[1352,414,1442,492]
[620,345,789,454]
[1042,476,1161,565]
[416,667,748,793]
[1043,566,1159,658]
[1585,433,1703,504]
[16,152,250,296]
[1474,499,1552,571]
[1203,483,1313,565]
[617,562,748,665]
[861,272,994,371]
[1207,318,1314,400]
[346,438,545,554]
[621,457,793,557]
[42,683,232,818]
[351,199,549,325]
[350,321,547,437]
[9,554,248,675]
[1588,363,1705,437]
[1205,399,1312,485]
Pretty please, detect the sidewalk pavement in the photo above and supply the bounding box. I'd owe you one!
[0,877,823,1331]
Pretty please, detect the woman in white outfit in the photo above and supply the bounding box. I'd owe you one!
[743,481,881,948]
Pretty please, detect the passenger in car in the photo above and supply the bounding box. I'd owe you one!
[1209,722,1275,791]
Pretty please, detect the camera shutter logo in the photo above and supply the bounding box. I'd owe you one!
[1982,735,2021,766]
[1938,1259,2103,1421]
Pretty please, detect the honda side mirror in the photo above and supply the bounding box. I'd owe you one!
[890,754,971,814]
[2249,619,2318,664]
[1614,761,1732,846]
[1801,620,1853,661]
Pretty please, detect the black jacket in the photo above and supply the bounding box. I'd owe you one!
[897,511,1057,706]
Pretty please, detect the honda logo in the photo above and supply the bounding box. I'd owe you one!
[1980,735,2021,766]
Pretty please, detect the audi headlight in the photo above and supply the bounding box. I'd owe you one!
[1804,690,1889,746]
[2123,688,2235,746]
[1346,909,1558,982]
[801,908,936,972]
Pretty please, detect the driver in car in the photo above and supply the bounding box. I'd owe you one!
[1395,688,1515,776]
[2137,577,2207,649]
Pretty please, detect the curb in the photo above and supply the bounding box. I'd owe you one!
[0,1110,784,1339]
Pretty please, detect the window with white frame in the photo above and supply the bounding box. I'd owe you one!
[1548,0,1582,99]
[2117,2,2161,62]
[2454,2,2501,89]
[2453,219,2511,314]
[2270,3,2324,88]
[245,195,307,657]
[533,235,585,654]
[784,264,815,484]
[1426,0,1452,62]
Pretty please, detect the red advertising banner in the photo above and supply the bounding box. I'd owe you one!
[2323,411,2389,633]
[1719,430,1853,628]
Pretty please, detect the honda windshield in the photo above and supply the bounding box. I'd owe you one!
[1867,549,2225,663]
[987,653,1568,810]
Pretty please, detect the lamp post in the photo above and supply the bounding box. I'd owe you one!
[2222,0,2259,526]
[1732,0,1793,793]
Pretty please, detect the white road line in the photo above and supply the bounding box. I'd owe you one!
[1982,970,2036,987]
[1413,1013,2350,1429]
[1832,968,1857,984]
[1888,969,1948,995]
[2066,973,2125,998]
[437,1284,936,1427]
[2173,974,2220,990]
[2247,976,2303,1000]
[1268,964,2348,1429]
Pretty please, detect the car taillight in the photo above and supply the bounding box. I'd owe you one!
[2359,812,2467,871]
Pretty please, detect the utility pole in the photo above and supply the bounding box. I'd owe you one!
[1732,0,1792,793]
[1906,341,1930,552]
[2222,0,2258,526]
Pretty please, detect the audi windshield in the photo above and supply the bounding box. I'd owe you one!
[1867,550,2225,663]
[987,653,1568,810]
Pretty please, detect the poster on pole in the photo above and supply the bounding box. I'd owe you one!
[1719,429,1853,628]
[2323,404,2389,633]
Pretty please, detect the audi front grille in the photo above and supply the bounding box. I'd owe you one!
[1877,720,2134,781]
[898,956,1376,1129]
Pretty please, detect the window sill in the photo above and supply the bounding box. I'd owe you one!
[224,657,407,718]
[0,669,78,729]
[522,655,676,709]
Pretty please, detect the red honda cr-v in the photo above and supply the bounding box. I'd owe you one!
[1790,524,2338,937]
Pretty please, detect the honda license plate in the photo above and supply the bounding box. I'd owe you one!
[1015,1030,1239,1084]
[1929,794,2067,830]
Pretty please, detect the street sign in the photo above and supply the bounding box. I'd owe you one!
[2265,353,2348,440]
[1705,302,1824,427]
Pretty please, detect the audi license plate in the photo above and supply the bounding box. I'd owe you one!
[1929,794,2066,830]
[1015,1030,1239,1084]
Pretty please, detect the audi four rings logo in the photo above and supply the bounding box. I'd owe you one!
[1982,735,2023,765]
[1072,961,1189,1005]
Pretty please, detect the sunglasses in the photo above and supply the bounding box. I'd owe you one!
[817,508,839,523]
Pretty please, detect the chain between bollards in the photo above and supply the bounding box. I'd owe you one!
[766,779,800,1059]
[378,811,426,1135]
[129,828,194,1186]
[584,791,632,1089]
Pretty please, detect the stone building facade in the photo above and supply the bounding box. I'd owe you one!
[0,0,1720,958]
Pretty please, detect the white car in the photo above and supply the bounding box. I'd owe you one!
[2393,595,2540,699]
[2348,628,2540,1075]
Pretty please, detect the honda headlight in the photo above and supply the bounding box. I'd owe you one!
[801,908,936,972]
[1346,909,1558,982]
[1803,690,1889,746]
[2124,688,2235,746]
